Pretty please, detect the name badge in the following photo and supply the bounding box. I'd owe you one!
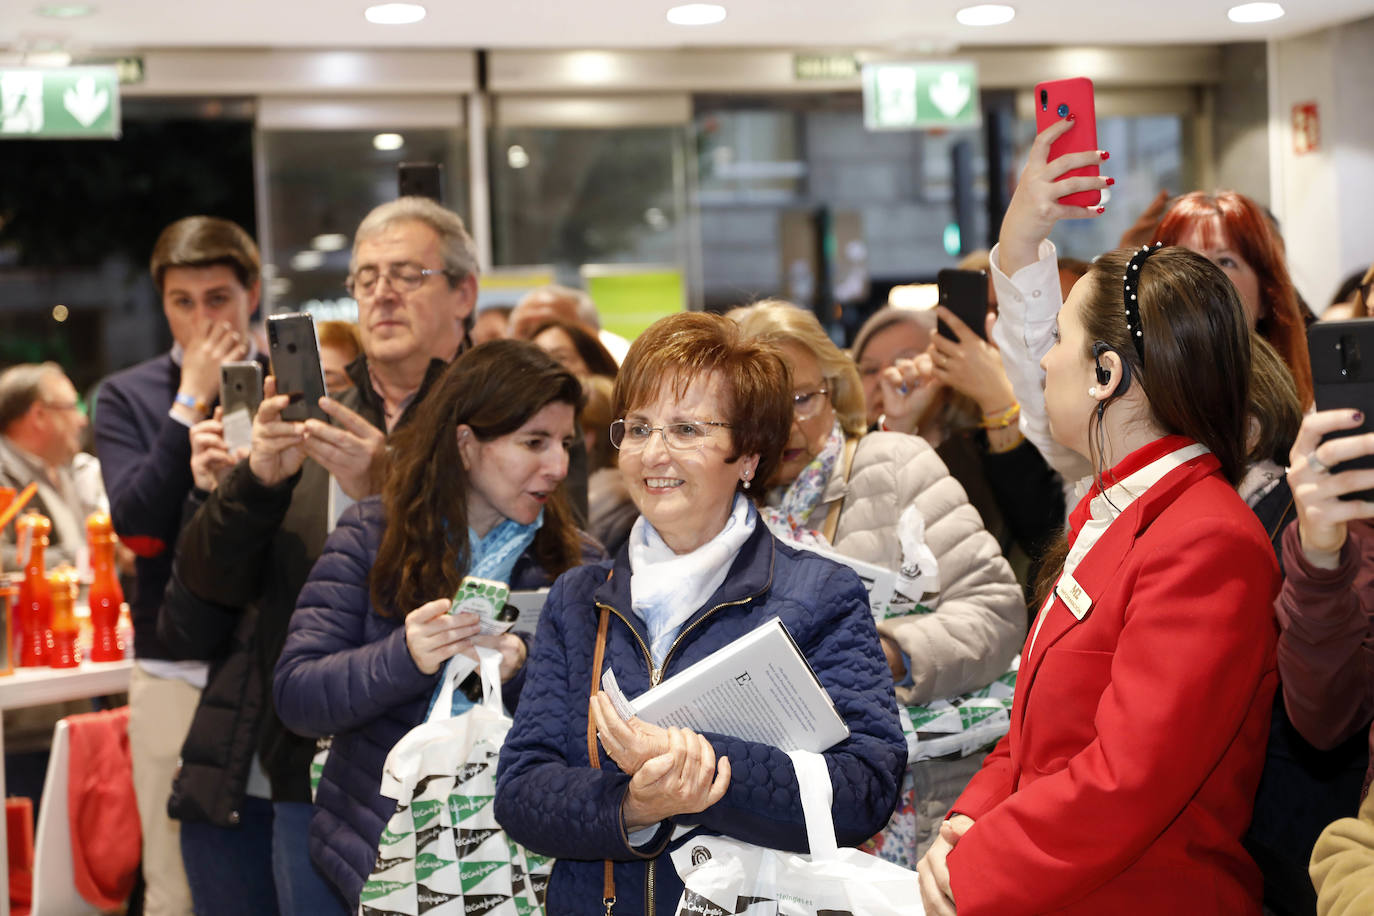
[1055,573,1093,621]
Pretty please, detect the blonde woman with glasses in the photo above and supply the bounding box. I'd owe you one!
[731,300,1023,869]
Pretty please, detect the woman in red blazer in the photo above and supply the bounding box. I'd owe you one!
[918,118,1281,915]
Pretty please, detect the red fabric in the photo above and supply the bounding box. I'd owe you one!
[117,533,166,558]
[7,797,33,912]
[65,706,140,909]
[947,437,1281,915]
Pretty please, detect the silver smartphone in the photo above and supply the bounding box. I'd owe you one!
[220,361,263,418]
[266,313,329,423]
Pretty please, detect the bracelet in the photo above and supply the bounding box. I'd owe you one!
[980,402,1020,430]
[174,392,209,416]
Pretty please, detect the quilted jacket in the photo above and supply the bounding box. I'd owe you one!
[494,521,907,916]
[272,497,595,909]
[824,431,1025,705]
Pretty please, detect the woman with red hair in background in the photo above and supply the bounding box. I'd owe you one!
[1154,191,1314,408]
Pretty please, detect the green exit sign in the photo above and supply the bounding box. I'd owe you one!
[862,61,981,131]
[0,66,121,139]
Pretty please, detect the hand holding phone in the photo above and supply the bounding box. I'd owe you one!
[1306,320,1374,505]
[1033,77,1101,207]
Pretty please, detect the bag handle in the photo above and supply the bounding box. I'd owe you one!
[820,436,859,544]
[785,749,838,861]
[588,582,616,914]
[426,646,505,723]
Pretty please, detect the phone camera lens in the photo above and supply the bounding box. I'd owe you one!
[1057,103,1069,118]
[287,343,298,355]
[1040,89,1048,111]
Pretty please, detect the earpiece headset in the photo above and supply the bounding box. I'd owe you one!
[1091,340,1132,395]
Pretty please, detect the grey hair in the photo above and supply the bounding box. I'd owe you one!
[350,196,479,284]
[0,362,64,433]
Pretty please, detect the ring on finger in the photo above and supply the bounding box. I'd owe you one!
[1309,450,1332,474]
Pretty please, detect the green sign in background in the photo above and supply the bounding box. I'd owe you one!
[0,66,121,139]
[862,61,980,131]
[583,267,684,344]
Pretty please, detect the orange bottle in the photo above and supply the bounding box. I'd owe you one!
[15,513,53,667]
[86,512,125,662]
[48,566,80,668]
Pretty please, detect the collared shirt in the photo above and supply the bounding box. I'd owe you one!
[0,434,109,570]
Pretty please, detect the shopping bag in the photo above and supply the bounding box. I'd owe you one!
[671,749,923,915]
[359,647,551,916]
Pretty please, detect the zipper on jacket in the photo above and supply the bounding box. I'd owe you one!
[596,577,770,916]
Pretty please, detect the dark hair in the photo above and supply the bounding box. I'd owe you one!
[371,340,585,616]
[1033,247,1253,612]
[1154,191,1312,407]
[1033,246,1253,608]
[149,216,260,294]
[614,312,792,505]
[531,319,620,379]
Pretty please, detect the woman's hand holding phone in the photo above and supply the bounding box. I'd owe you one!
[1000,118,1111,276]
[1290,408,1374,566]
[931,307,1016,416]
[248,376,308,488]
[403,599,481,675]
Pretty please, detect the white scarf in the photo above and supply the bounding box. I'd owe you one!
[629,493,757,667]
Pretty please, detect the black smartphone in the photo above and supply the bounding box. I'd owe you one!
[398,162,443,202]
[937,268,989,342]
[1308,319,1374,501]
[266,313,329,423]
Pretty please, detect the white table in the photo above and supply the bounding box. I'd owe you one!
[0,660,133,916]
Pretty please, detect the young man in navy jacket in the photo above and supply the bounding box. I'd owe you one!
[92,215,262,916]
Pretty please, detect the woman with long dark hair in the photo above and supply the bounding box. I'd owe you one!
[273,340,599,911]
[918,129,1282,910]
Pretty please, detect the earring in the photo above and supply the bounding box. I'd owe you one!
[742,478,751,490]
[1088,386,1098,397]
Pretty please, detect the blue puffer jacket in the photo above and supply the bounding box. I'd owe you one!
[273,497,600,909]
[495,521,907,916]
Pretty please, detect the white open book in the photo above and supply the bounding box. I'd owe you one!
[602,617,850,753]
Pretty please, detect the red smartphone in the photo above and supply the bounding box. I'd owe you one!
[1033,77,1100,207]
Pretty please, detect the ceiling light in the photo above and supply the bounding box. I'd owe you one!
[23,51,72,67]
[956,4,1015,26]
[52,304,69,322]
[372,132,404,151]
[666,3,726,26]
[290,250,325,272]
[364,3,426,25]
[1228,2,1284,22]
[507,145,530,169]
[35,3,96,18]
[311,233,348,252]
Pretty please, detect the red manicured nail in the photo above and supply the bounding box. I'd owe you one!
[1105,177,1116,186]
[1100,151,1111,161]
[1096,207,1106,214]
[1066,112,1077,121]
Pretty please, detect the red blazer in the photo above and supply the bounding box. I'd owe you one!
[948,437,1280,915]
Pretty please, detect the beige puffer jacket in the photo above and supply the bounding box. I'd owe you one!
[819,431,1025,706]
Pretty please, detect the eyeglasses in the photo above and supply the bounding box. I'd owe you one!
[609,418,732,453]
[345,265,450,298]
[41,400,84,414]
[792,388,830,421]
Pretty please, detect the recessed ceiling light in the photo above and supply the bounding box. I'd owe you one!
[290,250,326,272]
[35,3,96,18]
[1228,2,1284,22]
[311,233,349,252]
[507,145,530,169]
[956,4,1015,26]
[666,3,726,26]
[372,132,404,151]
[364,3,426,25]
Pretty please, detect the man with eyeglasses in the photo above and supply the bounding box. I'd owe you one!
[165,196,478,915]
[0,362,107,570]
